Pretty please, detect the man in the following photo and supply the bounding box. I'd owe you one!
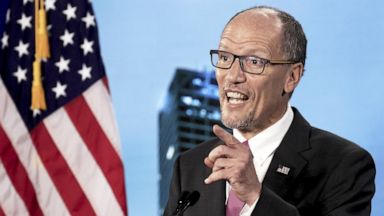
[164,6,375,216]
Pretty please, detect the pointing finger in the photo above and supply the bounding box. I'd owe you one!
[213,124,240,147]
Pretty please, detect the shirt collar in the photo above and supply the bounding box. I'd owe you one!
[233,105,294,167]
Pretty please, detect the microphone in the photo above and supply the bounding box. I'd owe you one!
[174,191,200,216]
[173,191,190,215]
[184,191,200,207]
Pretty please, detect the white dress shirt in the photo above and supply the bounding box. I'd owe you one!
[225,105,294,216]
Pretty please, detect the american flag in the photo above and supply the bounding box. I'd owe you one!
[0,0,127,215]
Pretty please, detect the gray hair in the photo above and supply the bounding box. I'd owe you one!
[225,6,307,67]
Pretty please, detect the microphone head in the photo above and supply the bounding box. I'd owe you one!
[185,191,200,207]
[173,191,190,215]
[177,191,190,204]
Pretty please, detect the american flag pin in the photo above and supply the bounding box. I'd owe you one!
[276,164,290,175]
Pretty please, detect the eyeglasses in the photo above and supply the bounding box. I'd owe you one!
[210,50,298,75]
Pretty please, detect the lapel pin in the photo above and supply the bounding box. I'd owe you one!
[276,164,290,175]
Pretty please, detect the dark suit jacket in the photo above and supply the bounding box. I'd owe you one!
[163,109,376,216]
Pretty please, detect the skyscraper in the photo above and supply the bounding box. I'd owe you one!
[158,68,222,214]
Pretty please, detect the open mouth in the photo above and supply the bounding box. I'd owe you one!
[226,91,249,104]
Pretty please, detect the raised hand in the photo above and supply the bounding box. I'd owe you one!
[204,125,261,205]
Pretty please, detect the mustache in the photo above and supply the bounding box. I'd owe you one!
[221,82,249,93]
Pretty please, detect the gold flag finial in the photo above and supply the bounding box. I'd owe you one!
[31,0,50,110]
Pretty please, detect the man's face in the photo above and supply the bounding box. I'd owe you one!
[216,11,291,135]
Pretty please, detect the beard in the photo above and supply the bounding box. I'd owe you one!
[220,105,257,132]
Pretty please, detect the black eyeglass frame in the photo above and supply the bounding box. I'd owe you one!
[210,49,299,75]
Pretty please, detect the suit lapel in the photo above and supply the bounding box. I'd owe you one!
[202,141,226,215]
[203,178,226,215]
[263,108,311,198]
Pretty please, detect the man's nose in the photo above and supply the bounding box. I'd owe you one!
[226,58,246,83]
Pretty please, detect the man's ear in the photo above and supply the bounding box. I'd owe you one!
[284,62,304,94]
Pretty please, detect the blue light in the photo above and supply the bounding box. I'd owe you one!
[199,109,207,118]
[181,96,193,105]
[166,145,175,160]
[192,98,201,107]
[186,109,193,116]
[192,78,203,86]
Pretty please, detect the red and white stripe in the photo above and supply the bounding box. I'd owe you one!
[0,78,127,215]
[0,160,29,216]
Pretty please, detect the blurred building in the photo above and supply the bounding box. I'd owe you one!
[158,68,222,214]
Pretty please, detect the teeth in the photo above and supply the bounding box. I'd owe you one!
[226,91,248,104]
[228,98,245,104]
[226,91,247,99]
